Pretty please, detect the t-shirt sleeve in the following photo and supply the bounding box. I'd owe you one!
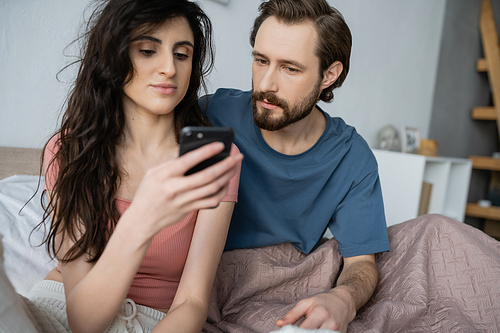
[221,143,241,203]
[43,134,60,191]
[328,142,390,257]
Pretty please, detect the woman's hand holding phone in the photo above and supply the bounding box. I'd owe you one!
[179,127,234,175]
[121,138,242,242]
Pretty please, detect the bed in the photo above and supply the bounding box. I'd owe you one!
[1,146,500,333]
[0,147,56,298]
[0,147,43,181]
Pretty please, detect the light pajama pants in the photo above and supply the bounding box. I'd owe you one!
[24,280,166,333]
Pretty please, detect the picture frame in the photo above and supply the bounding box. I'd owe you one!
[401,127,420,153]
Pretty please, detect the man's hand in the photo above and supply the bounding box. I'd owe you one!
[276,287,355,331]
[276,254,378,332]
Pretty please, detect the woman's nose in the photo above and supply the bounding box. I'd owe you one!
[158,54,176,77]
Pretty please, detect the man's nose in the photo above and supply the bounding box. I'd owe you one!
[258,68,278,93]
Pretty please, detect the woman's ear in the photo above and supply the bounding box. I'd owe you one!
[320,61,343,90]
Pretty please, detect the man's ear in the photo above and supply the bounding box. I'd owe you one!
[320,61,343,90]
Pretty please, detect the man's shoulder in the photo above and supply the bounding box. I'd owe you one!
[318,114,377,173]
[201,88,252,128]
[204,88,251,106]
[325,115,370,150]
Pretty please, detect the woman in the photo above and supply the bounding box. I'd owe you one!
[26,0,242,332]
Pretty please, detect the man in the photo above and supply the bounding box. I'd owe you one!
[201,0,390,331]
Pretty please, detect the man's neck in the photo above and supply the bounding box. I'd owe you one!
[259,107,327,155]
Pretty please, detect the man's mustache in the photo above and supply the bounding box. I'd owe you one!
[251,91,288,110]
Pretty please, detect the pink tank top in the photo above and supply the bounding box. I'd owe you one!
[44,134,240,309]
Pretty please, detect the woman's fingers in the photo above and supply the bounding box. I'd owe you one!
[176,142,226,175]
[186,151,241,184]
[173,168,235,210]
[146,142,224,178]
[164,150,242,197]
[166,153,240,210]
[182,183,230,212]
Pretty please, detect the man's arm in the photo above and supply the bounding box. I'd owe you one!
[276,253,378,332]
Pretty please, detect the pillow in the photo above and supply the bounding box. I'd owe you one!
[0,234,42,332]
[0,175,56,297]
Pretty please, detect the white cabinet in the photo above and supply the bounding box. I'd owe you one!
[372,149,472,227]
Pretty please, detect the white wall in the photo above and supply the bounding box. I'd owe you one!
[329,0,446,147]
[0,0,446,149]
[0,0,89,149]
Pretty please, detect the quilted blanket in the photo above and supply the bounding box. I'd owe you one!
[203,214,500,333]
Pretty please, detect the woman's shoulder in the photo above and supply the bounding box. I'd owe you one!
[44,133,61,191]
[45,133,61,156]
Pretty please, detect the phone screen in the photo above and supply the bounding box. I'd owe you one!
[179,126,234,175]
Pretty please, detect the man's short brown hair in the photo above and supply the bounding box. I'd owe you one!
[250,0,352,102]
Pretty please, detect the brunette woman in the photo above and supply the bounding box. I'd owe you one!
[24,0,242,332]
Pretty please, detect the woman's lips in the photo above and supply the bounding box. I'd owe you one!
[151,84,177,95]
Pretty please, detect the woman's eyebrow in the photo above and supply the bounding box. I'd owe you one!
[130,36,194,49]
[174,40,194,48]
[131,35,162,44]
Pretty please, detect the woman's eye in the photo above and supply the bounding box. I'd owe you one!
[139,49,156,56]
[174,53,189,60]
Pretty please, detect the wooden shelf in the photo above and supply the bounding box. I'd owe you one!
[479,0,500,141]
[484,220,500,239]
[477,58,488,72]
[467,2,500,238]
[472,106,496,120]
[466,203,500,220]
[469,156,500,171]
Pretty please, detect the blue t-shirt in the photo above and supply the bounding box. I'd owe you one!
[201,88,390,257]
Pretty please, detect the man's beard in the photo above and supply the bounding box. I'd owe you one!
[251,82,321,131]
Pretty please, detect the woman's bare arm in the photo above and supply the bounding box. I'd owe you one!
[152,202,234,332]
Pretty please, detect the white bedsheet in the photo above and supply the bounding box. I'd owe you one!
[0,175,56,297]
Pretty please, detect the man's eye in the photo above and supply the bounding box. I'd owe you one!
[286,67,299,73]
[255,58,267,65]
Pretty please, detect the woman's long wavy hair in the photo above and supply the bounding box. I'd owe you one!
[40,0,214,264]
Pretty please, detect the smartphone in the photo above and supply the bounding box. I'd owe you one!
[179,126,234,175]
